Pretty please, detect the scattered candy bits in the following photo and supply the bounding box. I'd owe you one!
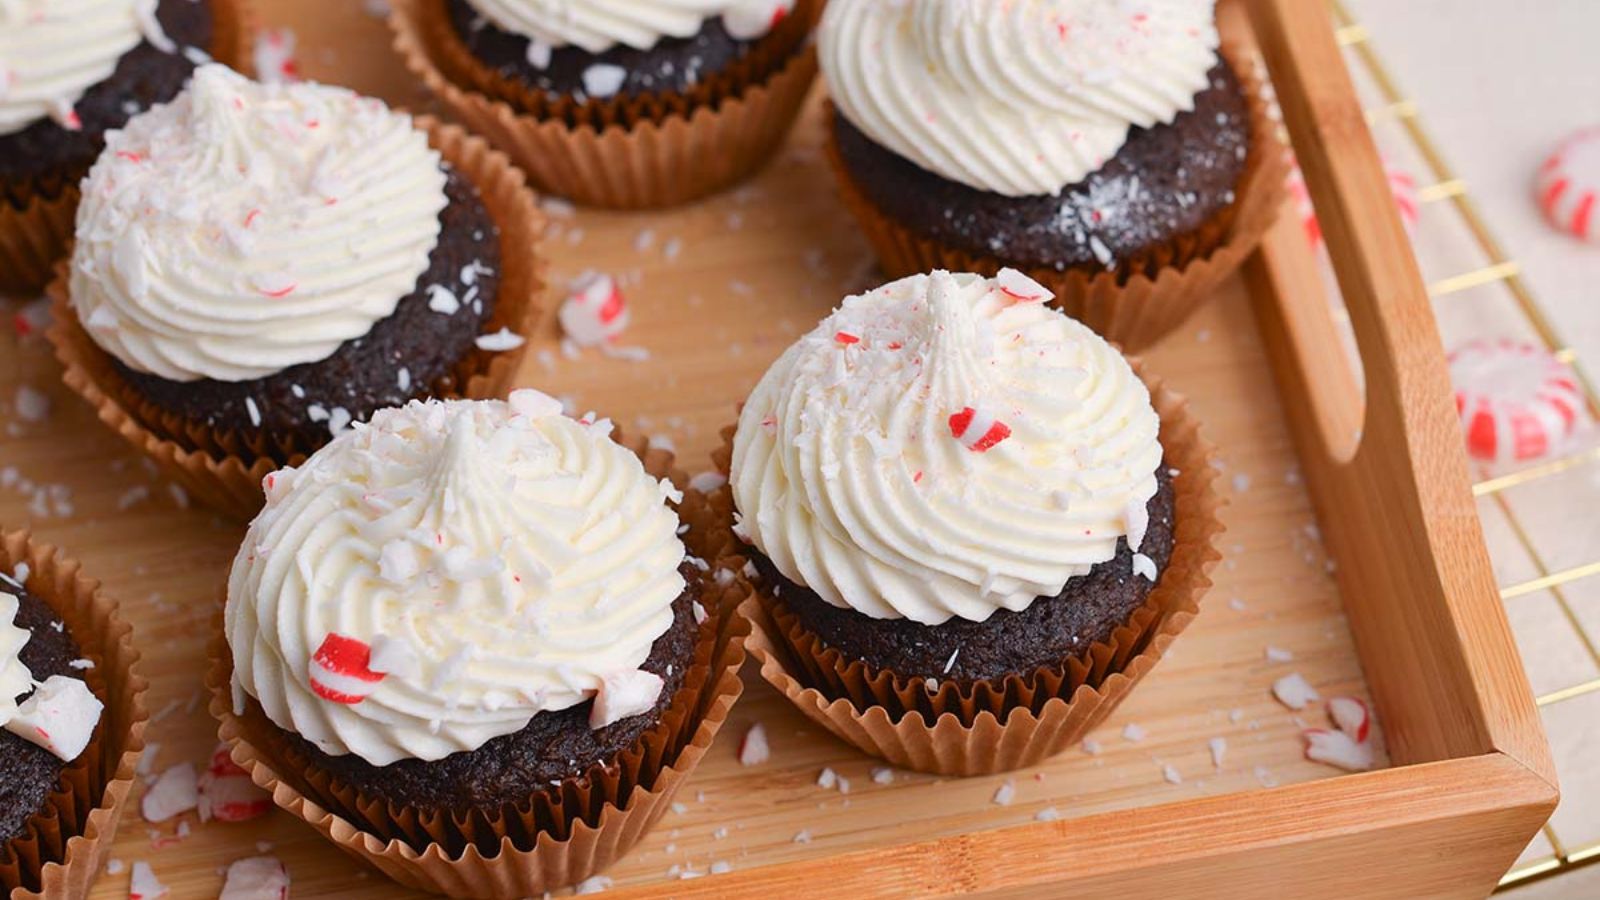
[1536,125,1600,242]
[129,861,168,900]
[252,29,299,84]
[1448,339,1581,464]
[219,856,290,900]
[198,744,273,823]
[722,0,793,40]
[738,722,770,766]
[948,406,1011,453]
[995,267,1051,303]
[1303,695,1377,772]
[559,271,629,347]
[141,763,198,824]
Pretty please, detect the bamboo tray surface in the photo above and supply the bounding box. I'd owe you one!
[0,1,1553,898]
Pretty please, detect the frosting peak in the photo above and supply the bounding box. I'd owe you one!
[820,0,1220,196]
[730,270,1163,625]
[226,393,688,766]
[466,0,794,55]
[70,65,449,383]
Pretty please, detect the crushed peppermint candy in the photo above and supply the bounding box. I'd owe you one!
[992,779,1016,806]
[738,722,770,766]
[1208,736,1227,769]
[1122,722,1147,743]
[948,405,1011,453]
[559,272,629,346]
[475,328,526,352]
[1327,696,1372,743]
[252,29,299,84]
[582,63,627,98]
[1271,672,1321,710]
[130,861,168,900]
[141,764,199,823]
[218,857,290,900]
[1303,728,1376,772]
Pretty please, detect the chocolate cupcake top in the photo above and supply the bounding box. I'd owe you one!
[225,391,689,766]
[819,0,1220,197]
[0,0,171,135]
[70,65,450,383]
[464,0,793,55]
[730,270,1163,626]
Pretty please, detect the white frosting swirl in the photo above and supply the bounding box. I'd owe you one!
[731,270,1163,625]
[226,393,688,766]
[0,592,32,724]
[70,65,449,383]
[0,0,162,136]
[466,0,793,54]
[820,0,1220,197]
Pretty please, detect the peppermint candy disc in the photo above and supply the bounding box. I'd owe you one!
[1449,339,1582,464]
[1537,126,1600,242]
[1287,155,1418,246]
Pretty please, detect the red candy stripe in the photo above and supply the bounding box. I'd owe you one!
[309,633,385,704]
[948,406,1011,453]
[1449,339,1583,464]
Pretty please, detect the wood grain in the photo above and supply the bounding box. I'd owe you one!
[0,0,1551,897]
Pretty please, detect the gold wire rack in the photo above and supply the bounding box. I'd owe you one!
[1327,0,1600,889]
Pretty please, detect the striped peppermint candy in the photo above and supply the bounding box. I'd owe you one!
[1449,339,1582,464]
[308,633,385,704]
[1537,126,1600,242]
[558,271,629,346]
[948,406,1011,453]
[1287,154,1418,246]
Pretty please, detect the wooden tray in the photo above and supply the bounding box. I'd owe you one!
[0,0,1554,897]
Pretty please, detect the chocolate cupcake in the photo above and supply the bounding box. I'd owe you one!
[818,0,1285,350]
[216,392,745,895]
[0,530,146,897]
[390,0,822,207]
[723,269,1222,774]
[49,65,545,518]
[0,0,251,294]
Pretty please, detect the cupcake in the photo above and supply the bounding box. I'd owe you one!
[0,530,146,897]
[390,0,822,208]
[721,269,1221,774]
[212,392,747,897]
[47,65,545,519]
[819,0,1285,350]
[0,0,251,294]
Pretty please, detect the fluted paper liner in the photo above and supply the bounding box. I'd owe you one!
[206,442,751,898]
[0,0,256,296]
[45,118,549,522]
[718,368,1223,776]
[0,530,148,899]
[826,46,1287,354]
[390,0,821,209]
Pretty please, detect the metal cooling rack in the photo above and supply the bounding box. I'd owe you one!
[1327,0,1600,888]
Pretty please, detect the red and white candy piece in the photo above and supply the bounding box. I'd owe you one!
[558,272,629,346]
[11,297,50,339]
[723,0,793,40]
[198,744,272,823]
[738,722,770,766]
[219,856,291,900]
[1270,671,1320,711]
[1536,126,1600,242]
[948,405,1011,453]
[308,633,386,704]
[1327,695,1371,743]
[589,669,664,729]
[1287,154,1418,246]
[4,674,103,762]
[141,763,199,823]
[1303,727,1376,772]
[995,267,1052,304]
[1449,339,1581,464]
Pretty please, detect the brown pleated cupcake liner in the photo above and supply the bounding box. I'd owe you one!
[390,0,821,209]
[46,117,549,522]
[713,367,1224,776]
[0,0,256,297]
[205,440,750,898]
[421,0,820,129]
[825,44,1288,354]
[0,529,148,899]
